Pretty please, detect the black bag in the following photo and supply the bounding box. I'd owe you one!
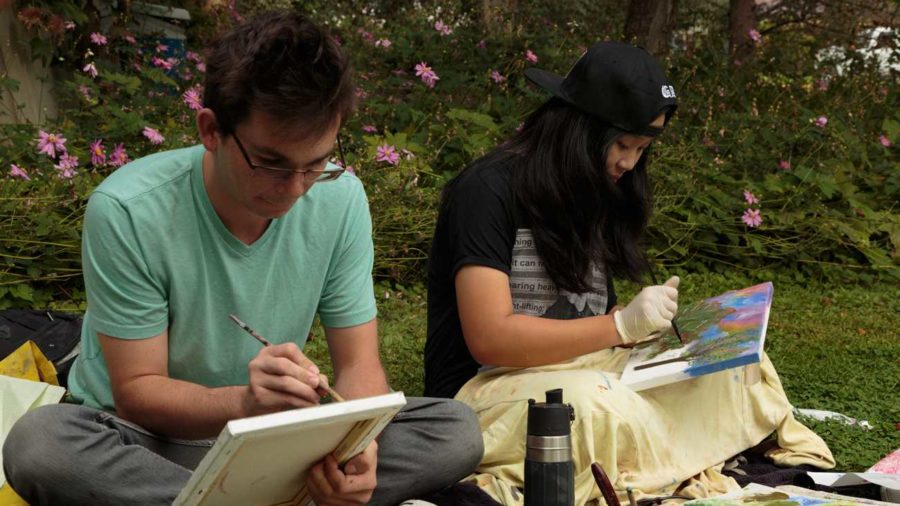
[0,309,82,388]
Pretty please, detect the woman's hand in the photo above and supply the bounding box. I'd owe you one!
[613,276,679,344]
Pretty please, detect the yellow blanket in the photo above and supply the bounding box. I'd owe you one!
[0,341,65,506]
[455,349,834,505]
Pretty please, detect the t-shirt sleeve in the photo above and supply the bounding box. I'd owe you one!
[317,180,377,328]
[81,192,168,339]
[444,168,516,277]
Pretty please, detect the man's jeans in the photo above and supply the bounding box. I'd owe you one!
[3,397,483,505]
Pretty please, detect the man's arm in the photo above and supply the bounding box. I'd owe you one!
[323,318,389,399]
[101,330,324,439]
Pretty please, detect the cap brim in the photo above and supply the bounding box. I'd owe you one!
[524,68,565,98]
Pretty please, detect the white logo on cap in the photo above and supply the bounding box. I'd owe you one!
[661,85,676,98]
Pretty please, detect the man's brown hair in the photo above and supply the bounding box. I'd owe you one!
[203,11,355,137]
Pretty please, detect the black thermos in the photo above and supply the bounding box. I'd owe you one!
[524,388,575,506]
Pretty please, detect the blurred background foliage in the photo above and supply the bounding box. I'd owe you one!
[0,0,897,309]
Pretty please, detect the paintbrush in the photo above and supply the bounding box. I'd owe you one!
[228,314,345,402]
[649,270,685,345]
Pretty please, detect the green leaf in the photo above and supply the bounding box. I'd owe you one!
[0,77,21,92]
[446,108,499,132]
[815,174,838,199]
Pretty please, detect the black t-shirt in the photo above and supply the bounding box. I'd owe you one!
[424,161,617,398]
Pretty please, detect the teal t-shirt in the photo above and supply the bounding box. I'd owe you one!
[68,145,377,411]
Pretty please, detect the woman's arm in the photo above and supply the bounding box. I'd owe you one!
[456,265,624,367]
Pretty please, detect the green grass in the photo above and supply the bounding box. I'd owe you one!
[306,273,900,471]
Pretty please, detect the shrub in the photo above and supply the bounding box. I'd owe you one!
[1,1,897,309]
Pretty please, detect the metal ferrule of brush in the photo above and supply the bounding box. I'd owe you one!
[524,388,575,506]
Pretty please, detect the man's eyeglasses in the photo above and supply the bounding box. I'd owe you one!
[231,131,347,182]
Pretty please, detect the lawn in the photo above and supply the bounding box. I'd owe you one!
[306,272,900,472]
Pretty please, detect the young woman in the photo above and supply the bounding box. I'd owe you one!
[425,42,834,505]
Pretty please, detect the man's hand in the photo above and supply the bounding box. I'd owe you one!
[307,440,378,506]
[613,276,679,344]
[243,342,323,416]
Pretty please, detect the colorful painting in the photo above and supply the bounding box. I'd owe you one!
[619,282,774,391]
[684,483,866,506]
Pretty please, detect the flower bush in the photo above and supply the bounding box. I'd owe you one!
[0,0,897,308]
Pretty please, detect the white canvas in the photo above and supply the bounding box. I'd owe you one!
[174,391,406,506]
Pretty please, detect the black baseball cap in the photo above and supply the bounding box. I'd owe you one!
[524,41,677,136]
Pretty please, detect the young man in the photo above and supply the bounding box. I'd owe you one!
[3,11,482,505]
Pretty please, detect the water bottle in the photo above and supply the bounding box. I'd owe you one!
[524,388,575,506]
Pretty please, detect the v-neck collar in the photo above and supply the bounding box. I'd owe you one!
[191,146,281,257]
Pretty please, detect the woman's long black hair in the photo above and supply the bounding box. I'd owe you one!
[450,98,657,293]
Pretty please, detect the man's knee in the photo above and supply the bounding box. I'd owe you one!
[431,398,484,470]
[3,404,87,492]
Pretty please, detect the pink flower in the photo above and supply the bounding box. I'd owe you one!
[814,116,828,128]
[748,29,761,43]
[156,43,169,53]
[36,130,67,158]
[77,84,91,100]
[109,143,129,167]
[362,125,378,133]
[374,38,391,48]
[525,49,538,63]
[434,20,452,36]
[185,51,202,63]
[778,159,791,170]
[9,164,30,180]
[142,126,165,145]
[490,70,506,83]
[879,135,892,148]
[152,57,178,71]
[375,144,400,165]
[743,190,759,205]
[182,87,203,111]
[83,62,98,78]
[816,78,829,91]
[90,32,107,46]
[476,39,486,49]
[196,62,206,73]
[65,21,76,30]
[90,139,106,166]
[357,28,374,43]
[124,35,137,45]
[54,153,79,179]
[414,62,440,88]
[742,208,762,228]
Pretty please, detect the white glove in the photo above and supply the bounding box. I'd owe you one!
[614,276,679,344]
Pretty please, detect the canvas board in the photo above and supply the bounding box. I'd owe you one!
[173,391,406,506]
[620,282,774,391]
[685,483,877,505]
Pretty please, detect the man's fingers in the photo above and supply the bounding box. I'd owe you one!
[266,342,320,376]
[664,275,680,289]
[249,386,318,411]
[344,441,377,475]
[306,463,335,501]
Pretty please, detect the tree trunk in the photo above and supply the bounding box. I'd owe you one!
[624,0,678,56]
[729,0,756,64]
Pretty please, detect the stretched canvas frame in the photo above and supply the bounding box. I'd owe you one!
[620,282,774,392]
[174,392,406,506]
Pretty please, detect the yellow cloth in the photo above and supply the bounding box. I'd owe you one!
[455,349,834,506]
[0,340,63,506]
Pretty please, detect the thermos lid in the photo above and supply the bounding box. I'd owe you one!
[527,388,575,437]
